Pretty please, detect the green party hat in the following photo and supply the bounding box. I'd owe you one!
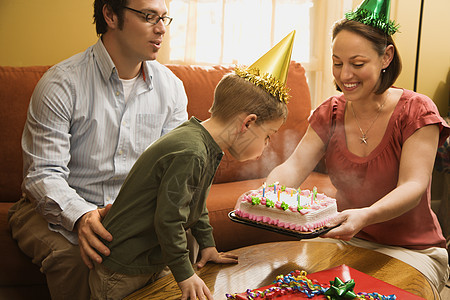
[345,0,399,35]
[234,30,296,103]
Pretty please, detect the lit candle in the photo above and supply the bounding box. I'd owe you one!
[277,189,280,202]
[297,191,300,207]
[312,186,317,204]
[262,182,266,198]
[274,183,277,195]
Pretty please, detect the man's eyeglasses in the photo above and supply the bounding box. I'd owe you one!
[123,6,173,26]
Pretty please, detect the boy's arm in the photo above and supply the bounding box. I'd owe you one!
[190,206,215,250]
[154,154,205,283]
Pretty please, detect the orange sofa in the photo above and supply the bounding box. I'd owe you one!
[0,62,336,299]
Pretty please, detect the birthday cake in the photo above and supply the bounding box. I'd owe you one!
[235,183,337,233]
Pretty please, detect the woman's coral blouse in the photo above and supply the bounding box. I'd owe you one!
[309,89,450,249]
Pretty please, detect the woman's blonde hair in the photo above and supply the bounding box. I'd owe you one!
[209,73,288,124]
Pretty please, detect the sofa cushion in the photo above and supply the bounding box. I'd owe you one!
[166,61,311,184]
[0,202,47,285]
[0,66,51,203]
[0,63,310,203]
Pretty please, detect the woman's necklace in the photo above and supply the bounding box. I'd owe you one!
[350,95,388,145]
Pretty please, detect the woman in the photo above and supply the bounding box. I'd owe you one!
[265,15,449,292]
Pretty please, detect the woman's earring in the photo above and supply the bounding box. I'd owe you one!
[382,69,386,73]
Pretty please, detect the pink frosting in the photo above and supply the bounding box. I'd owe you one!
[301,190,310,196]
[235,209,336,232]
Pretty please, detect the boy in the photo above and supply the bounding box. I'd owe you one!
[89,31,295,300]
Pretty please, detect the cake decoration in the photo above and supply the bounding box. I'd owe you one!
[225,269,398,300]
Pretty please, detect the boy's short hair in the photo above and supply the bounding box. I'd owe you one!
[209,73,288,124]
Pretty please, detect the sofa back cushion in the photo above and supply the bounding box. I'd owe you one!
[0,66,51,202]
[0,61,310,202]
[167,61,311,184]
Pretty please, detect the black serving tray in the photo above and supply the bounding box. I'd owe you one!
[228,210,336,239]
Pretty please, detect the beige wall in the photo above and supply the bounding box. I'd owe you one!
[1,0,448,116]
[0,0,172,67]
[415,0,450,117]
[0,1,97,66]
[391,0,450,116]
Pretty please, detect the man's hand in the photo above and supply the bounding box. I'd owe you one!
[75,204,113,269]
[196,247,238,269]
[178,273,213,300]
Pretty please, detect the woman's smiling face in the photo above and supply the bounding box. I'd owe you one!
[332,29,387,102]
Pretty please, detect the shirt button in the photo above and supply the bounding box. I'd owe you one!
[116,91,120,96]
[118,150,123,155]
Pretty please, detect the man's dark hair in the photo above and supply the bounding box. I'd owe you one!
[93,0,128,35]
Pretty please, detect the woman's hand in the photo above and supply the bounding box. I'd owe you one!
[321,208,371,241]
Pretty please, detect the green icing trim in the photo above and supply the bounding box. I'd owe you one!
[266,199,275,208]
[251,196,261,205]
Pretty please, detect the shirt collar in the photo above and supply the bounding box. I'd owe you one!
[93,38,153,90]
[92,38,116,82]
[141,61,153,89]
[189,117,224,159]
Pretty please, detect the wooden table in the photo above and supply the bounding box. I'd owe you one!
[125,240,439,300]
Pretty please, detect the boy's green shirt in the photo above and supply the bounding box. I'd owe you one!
[101,117,223,282]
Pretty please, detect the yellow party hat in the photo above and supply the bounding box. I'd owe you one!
[235,30,296,103]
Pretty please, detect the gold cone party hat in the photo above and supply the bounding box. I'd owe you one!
[235,30,295,103]
[345,0,399,35]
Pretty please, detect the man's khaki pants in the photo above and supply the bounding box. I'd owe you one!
[8,197,90,299]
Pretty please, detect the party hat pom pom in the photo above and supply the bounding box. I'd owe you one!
[345,0,399,35]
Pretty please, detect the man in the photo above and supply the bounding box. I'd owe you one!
[8,0,188,298]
